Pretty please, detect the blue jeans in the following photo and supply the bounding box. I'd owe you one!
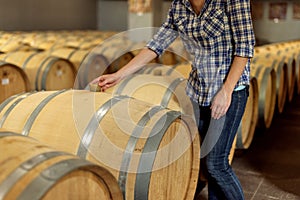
[193,87,248,200]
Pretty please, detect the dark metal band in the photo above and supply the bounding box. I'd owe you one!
[0,151,66,200]
[255,65,272,128]
[160,77,185,108]
[17,158,95,200]
[67,48,79,60]
[22,90,67,136]
[117,106,164,197]
[144,67,155,74]
[35,56,56,90]
[22,52,40,69]
[166,65,176,75]
[0,92,35,128]
[134,110,181,200]
[77,95,130,158]
[0,131,24,138]
[0,93,24,113]
[41,57,62,90]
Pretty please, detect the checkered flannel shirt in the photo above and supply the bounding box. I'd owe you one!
[146,0,255,106]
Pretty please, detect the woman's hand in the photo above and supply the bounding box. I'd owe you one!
[211,86,232,120]
[90,48,158,92]
[90,72,122,92]
[210,56,248,119]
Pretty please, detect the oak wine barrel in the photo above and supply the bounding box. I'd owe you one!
[0,51,76,91]
[0,131,123,200]
[253,50,288,113]
[0,90,200,200]
[259,44,296,102]
[102,73,239,162]
[104,74,193,115]
[235,77,259,149]
[250,64,276,129]
[0,61,31,103]
[49,47,109,89]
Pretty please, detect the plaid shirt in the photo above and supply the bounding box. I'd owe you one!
[147,0,255,106]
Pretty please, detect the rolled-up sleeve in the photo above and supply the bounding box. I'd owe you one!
[146,4,179,56]
[227,0,255,58]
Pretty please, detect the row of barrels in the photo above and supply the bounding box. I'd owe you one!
[0,90,200,200]
[0,29,196,200]
[0,30,299,150]
[0,30,188,63]
[0,30,188,103]
[0,55,282,200]
[1,32,299,152]
[0,131,123,200]
[0,30,117,52]
[0,30,299,199]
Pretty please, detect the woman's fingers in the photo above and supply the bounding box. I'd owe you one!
[211,88,231,119]
[90,77,100,85]
[97,73,121,90]
[211,105,225,120]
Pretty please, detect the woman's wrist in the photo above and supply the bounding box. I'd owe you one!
[222,84,234,95]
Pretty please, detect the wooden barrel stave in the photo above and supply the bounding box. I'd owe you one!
[102,73,239,181]
[49,47,110,89]
[252,56,288,113]
[255,44,297,102]
[0,131,123,200]
[97,43,135,74]
[251,64,277,129]
[0,61,31,103]
[1,51,76,91]
[104,74,193,114]
[235,77,259,149]
[74,51,110,89]
[0,90,200,200]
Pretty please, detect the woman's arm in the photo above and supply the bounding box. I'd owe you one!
[211,0,255,119]
[226,0,255,58]
[211,56,248,119]
[91,2,179,91]
[93,48,157,91]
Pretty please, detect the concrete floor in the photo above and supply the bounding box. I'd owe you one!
[197,92,300,200]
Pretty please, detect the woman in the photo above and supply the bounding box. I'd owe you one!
[92,0,255,199]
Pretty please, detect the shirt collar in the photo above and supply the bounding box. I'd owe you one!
[182,0,197,14]
[182,0,192,9]
[181,0,209,17]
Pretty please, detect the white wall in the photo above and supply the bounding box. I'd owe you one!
[97,0,300,45]
[97,0,172,31]
[0,0,97,31]
[97,0,128,31]
[253,1,300,44]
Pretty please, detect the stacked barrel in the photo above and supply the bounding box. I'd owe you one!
[0,130,123,200]
[0,30,136,102]
[0,31,201,200]
[0,29,300,199]
[0,30,193,103]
